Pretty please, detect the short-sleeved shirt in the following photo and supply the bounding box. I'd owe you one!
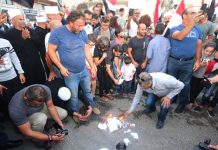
[198,21,215,43]
[128,36,149,64]
[9,84,52,126]
[94,47,106,68]
[170,25,202,59]
[49,26,88,73]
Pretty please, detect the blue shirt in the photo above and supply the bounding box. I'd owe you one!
[170,25,202,59]
[146,35,170,73]
[49,26,88,73]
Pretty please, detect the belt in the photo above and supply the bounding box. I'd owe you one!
[170,55,194,61]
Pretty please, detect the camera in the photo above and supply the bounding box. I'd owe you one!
[198,138,212,150]
[56,128,68,135]
[53,123,68,135]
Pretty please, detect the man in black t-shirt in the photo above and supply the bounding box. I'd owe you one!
[128,23,150,77]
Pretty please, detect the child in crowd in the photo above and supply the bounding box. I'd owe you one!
[189,42,216,110]
[94,36,111,102]
[86,34,97,100]
[121,56,136,97]
[193,50,218,117]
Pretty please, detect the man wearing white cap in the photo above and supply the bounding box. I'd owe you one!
[34,15,50,80]
[4,9,47,86]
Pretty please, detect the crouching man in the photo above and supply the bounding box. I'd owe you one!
[125,72,184,129]
[8,84,68,146]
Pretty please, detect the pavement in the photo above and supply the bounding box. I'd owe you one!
[2,94,218,150]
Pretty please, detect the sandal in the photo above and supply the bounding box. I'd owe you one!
[105,94,114,100]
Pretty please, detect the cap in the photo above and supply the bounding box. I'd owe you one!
[138,72,152,87]
[44,6,59,14]
[8,9,22,20]
[36,16,47,22]
[58,87,71,101]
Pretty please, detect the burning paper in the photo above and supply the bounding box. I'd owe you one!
[107,117,122,133]
[98,123,107,130]
[123,138,130,146]
[131,132,139,139]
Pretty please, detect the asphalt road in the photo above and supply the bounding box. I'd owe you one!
[3,95,218,150]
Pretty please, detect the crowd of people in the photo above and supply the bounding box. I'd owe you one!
[0,2,218,149]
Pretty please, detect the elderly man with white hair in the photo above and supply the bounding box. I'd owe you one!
[4,9,47,86]
[125,72,184,129]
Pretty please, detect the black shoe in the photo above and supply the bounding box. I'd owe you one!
[2,139,23,149]
[207,110,215,118]
[143,107,156,114]
[156,120,164,129]
[193,106,202,112]
[175,104,185,113]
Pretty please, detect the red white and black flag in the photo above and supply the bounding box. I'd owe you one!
[102,0,117,14]
[154,0,161,25]
[12,0,34,8]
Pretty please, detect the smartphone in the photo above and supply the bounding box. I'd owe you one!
[128,9,134,16]
[200,4,207,15]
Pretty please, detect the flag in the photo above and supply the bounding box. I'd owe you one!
[208,0,215,21]
[12,0,34,8]
[102,0,117,14]
[154,0,161,25]
[167,0,185,29]
[163,0,185,36]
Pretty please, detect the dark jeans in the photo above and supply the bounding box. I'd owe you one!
[97,67,112,97]
[190,76,204,103]
[0,130,8,147]
[123,80,132,94]
[146,93,169,122]
[167,57,194,105]
[201,84,218,108]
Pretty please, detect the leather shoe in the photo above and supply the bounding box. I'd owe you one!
[143,107,156,114]
[156,120,164,129]
[175,104,185,113]
[2,139,23,149]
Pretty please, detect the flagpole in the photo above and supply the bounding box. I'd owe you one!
[162,0,184,36]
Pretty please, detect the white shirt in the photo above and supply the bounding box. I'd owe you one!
[121,63,136,81]
[45,32,59,59]
[128,19,138,38]
[129,72,184,112]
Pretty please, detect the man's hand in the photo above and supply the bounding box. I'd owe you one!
[124,110,131,117]
[132,61,139,68]
[0,84,7,95]
[114,79,119,85]
[52,134,65,142]
[19,73,26,84]
[141,62,147,69]
[73,112,88,121]
[90,66,96,78]
[161,96,171,108]
[60,66,70,77]
[193,61,201,71]
[116,68,122,77]
[84,106,92,119]
[102,52,107,58]
[21,28,30,40]
[48,71,56,81]
[209,144,218,150]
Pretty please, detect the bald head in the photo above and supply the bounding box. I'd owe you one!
[11,15,25,30]
[49,20,62,30]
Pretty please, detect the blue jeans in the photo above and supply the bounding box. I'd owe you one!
[64,68,96,112]
[123,80,132,94]
[167,57,194,105]
[145,93,169,122]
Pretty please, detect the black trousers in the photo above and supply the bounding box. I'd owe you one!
[97,67,112,97]
[190,76,204,103]
[0,77,23,116]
